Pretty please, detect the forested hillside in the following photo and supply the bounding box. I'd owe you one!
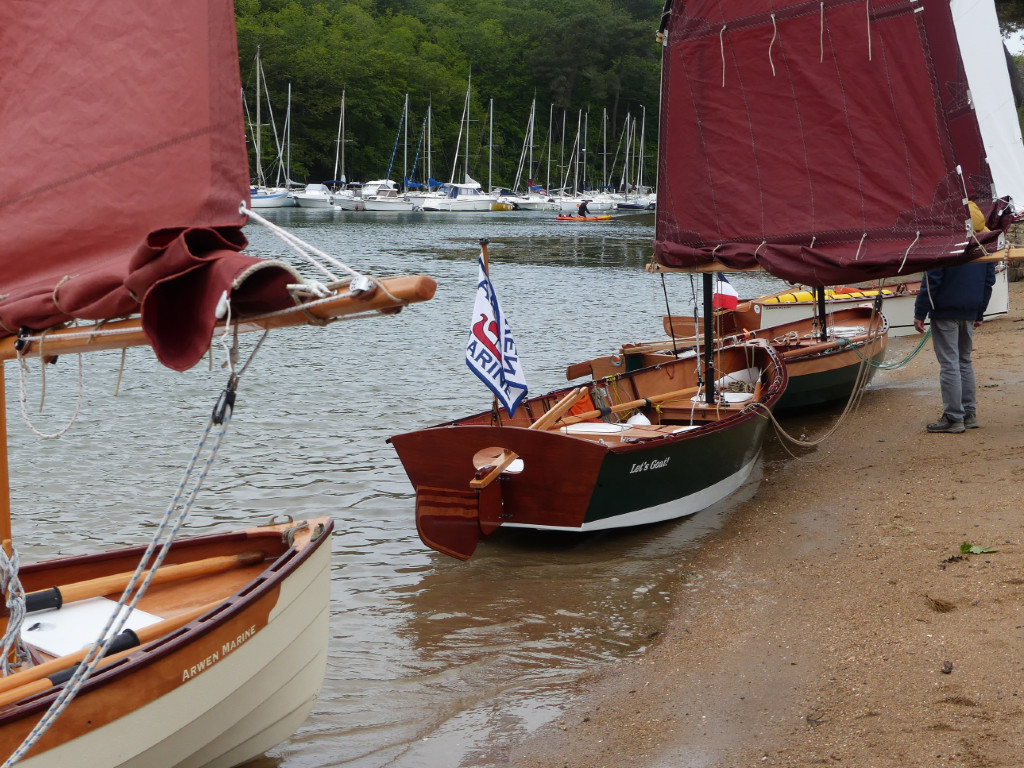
[235,0,665,191]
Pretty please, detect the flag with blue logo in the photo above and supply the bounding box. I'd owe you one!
[465,251,528,416]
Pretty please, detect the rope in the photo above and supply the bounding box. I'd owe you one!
[769,14,778,77]
[2,327,265,767]
[819,2,825,63]
[16,343,84,440]
[749,304,888,460]
[846,328,931,369]
[865,0,872,61]
[0,547,28,676]
[898,231,920,273]
[720,25,727,87]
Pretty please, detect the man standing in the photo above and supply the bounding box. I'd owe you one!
[913,259,995,433]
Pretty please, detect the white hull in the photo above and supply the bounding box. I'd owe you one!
[293,195,333,209]
[362,197,415,211]
[249,190,293,209]
[421,198,495,212]
[513,198,558,211]
[332,195,364,211]
[752,266,1009,337]
[15,529,330,768]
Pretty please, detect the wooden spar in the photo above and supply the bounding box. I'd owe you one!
[645,246,1024,274]
[480,238,490,273]
[469,387,585,490]
[0,274,437,362]
[21,550,266,614]
[0,365,10,557]
[0,601,218,706]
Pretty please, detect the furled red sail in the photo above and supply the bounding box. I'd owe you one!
[654,0,1016,284]
[0,1,298,370]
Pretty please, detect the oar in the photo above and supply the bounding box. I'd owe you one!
[557,383,703,427]
[23,550,266,614]
[469,388,586,490]
[0,601,219,706]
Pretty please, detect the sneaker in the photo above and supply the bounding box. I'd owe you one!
[927,415,965,434]
[964,412,979,430]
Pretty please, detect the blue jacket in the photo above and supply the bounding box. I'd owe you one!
[913,262,996,323]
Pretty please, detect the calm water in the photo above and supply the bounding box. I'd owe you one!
[5,209,789,768]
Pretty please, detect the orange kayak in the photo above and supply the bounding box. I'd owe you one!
[555,215,611,221]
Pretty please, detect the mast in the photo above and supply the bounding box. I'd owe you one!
[449,77,470,186]
[463,71,471,183]
[285,82,291,189]
[546,103,553,193]
[528,96,535,188]
[637,104,646,191]
[254,48,263,188]
[488,97,493,192]
[403,93,409,191]
[333,90,345,183]
[602,108,608,190]
[701,275,715,405]
[426,101,432,185]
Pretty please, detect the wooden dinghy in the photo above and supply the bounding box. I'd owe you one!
[570,306,889,415]
[390,342,787,560]
[0,519,330,767]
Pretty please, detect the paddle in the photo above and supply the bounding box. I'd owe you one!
[0,601,219,707]
[469,388,586,490]
[22,550,266,614]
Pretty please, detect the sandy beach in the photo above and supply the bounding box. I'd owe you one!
[505,279,1024,768]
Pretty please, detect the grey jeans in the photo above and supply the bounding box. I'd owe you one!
[930,318,976,422]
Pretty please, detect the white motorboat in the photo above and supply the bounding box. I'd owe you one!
[292,183,334,209]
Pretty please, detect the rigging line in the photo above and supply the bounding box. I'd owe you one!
[244,205,369,283]
[769,14,778,77]
[660,274,680,357]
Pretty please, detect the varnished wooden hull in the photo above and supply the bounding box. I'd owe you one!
[391,344,787,559]
[1,518,332,768]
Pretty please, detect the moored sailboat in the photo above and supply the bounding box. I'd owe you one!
[0,2,434,766]
[389,243,787,560]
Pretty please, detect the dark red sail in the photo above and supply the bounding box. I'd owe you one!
[654,0,1012,284]
[0,1,297,370]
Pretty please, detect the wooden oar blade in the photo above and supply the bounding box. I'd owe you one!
[415,487,484,561]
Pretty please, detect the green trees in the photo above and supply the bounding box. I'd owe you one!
[234,0,664,189]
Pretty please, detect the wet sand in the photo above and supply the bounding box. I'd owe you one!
[505,279,1024,768]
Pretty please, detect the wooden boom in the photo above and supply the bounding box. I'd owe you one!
[0,274,437,362]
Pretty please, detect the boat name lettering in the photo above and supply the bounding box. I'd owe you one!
[180,624,257,681]
[629,457,670,474]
